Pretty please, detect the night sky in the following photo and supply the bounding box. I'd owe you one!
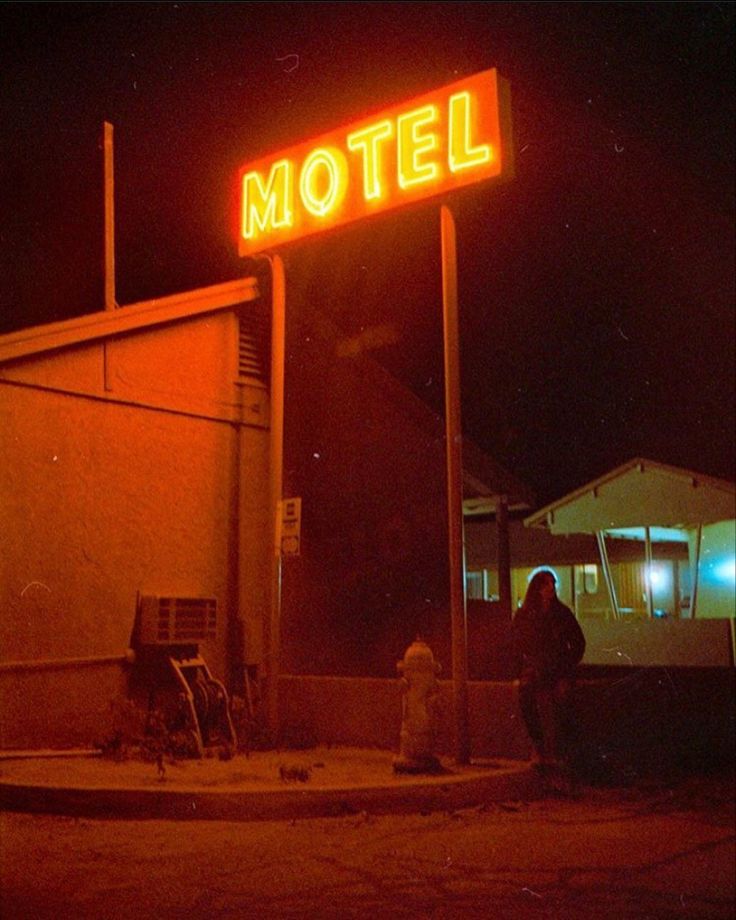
[1,2,733,504]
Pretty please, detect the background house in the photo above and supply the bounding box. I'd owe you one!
[466,459,735,670]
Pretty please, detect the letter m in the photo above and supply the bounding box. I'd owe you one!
[241,160,293,240]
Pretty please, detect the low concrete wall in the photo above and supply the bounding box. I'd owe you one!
[278,670,735,770]
[582,618,735,668]
[1,663,732,772]
[277,675,532,759]
[0,659,129,749]
[427,612,735,681]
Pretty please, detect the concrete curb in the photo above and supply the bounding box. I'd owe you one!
[0,749,100,761]
[0,762,539,822]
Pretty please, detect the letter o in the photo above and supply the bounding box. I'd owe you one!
[299,147,347,218]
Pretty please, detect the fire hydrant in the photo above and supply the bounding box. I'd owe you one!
[394,637,442,774]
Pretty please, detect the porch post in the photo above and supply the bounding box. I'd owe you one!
[644,526,654,618]
[690,525,702,619]
[596,530,620,621]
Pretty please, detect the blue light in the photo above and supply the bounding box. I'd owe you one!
[647,564,669,590]
[714,558,736,584]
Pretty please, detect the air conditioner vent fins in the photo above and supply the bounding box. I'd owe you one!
[139,596,217,646]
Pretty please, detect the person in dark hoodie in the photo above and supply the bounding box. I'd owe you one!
[512,568,586,773]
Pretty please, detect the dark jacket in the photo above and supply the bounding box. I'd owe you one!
[511,598,586,686]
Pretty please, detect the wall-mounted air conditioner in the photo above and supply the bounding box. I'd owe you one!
[138,596,217,646]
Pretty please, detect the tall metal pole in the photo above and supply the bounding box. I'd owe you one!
[103,122,116,311]
[266,254,286,742]
[496,494,512,618]
[440,205,470,765]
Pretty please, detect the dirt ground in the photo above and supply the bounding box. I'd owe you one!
[1,766,733,919]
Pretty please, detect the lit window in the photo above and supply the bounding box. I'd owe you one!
[583,564,598,594]
[466,571,484,600]
[575,564,599,595]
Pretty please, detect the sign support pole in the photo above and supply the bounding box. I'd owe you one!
[266,254,286,742]
[103,122,116,310]
[441,205,470,765]
[496,494,512,618]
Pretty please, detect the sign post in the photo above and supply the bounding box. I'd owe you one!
[441,205,470,765]
[103,121,116,311]
[266,254,286,742]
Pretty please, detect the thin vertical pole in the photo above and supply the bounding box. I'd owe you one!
[496,494,512,618]
[440,205,470,765]
[690,525,702,619]
[103,122,116,311]
[266,254,286,742]
[596,530,620,621]
[644,526,654,618]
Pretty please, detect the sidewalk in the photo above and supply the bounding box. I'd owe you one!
[0,747,540,821]
[1,765,733,919]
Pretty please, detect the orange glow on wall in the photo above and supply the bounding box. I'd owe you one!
[237,69,511,256]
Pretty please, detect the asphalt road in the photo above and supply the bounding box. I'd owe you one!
[1,772,733,919]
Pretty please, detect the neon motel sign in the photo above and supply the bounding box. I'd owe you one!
[238,69,511,256]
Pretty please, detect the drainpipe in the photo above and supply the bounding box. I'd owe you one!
[234,373,268,704]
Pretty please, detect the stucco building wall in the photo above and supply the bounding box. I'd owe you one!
[1,383,238,666]
[0,310,270,748]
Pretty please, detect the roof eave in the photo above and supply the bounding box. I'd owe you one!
[0,276,259,365]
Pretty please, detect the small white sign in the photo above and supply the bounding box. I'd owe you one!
[278,497,302,556]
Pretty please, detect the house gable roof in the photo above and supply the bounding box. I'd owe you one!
[299,309,534,511]
[365,357,533,510]
[524,457,735,534]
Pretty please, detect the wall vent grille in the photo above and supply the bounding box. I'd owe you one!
[238,306,270,383]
